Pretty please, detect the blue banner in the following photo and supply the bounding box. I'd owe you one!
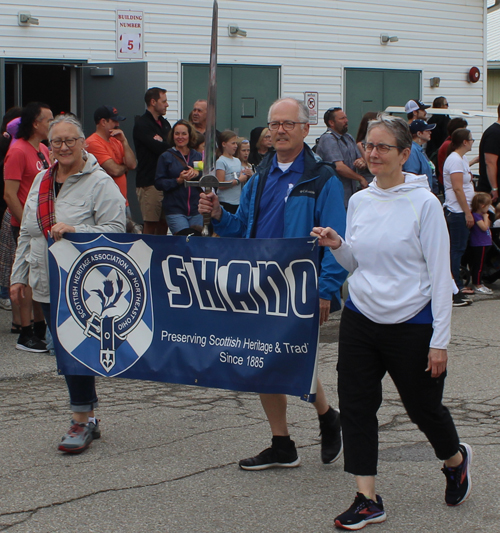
[48,234,321,401]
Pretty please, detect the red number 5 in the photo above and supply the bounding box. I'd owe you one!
[128,40,134,50]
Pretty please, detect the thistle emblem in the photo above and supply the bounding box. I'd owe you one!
[92,276,124,315]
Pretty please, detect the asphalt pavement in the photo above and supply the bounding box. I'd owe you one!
[1,285,499,533]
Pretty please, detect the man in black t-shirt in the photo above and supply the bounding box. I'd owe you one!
[133,87,171,234]
[478,103,500,203]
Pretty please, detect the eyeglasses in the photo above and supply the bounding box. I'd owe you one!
[37,151,49,169]
[469,138,475,142]
[362,142,402,154]
[268,121,307,131]
[50,137,83,148]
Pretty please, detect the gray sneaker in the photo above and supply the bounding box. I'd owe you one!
[0,298,11,311]
[88,419,101,440]
[58,421,94,454]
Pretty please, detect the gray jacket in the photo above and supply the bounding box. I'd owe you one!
[11,153,126,303]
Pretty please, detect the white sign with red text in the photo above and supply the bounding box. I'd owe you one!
[304,92,318,125]
[116,10,144,59]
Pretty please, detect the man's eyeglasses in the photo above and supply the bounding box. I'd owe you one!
[37,151,49,169]
[362,142,402,154]
[50,137,83,149]
[268,121,307,131]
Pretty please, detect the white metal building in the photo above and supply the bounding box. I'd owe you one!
[0,0,489,212]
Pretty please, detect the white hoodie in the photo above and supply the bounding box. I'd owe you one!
[331,173,452,349]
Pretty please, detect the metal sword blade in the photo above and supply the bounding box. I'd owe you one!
[204,0,218,177]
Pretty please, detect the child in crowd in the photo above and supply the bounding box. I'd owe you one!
[469,192,493,294]
[493,203,500,229]
[215,130,247,214]
[236,138,254,179]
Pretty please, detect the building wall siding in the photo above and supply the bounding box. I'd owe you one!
[0,0,486,142]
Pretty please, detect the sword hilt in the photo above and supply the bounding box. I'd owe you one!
[184,174,233,189]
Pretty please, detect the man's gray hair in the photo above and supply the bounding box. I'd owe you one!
[366,113,412,151]
[267,98,310,126]
[48,114,85,141]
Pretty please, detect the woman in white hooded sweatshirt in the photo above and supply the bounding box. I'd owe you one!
[311,114,471,531]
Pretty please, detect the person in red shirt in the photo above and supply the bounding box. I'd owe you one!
[4,102,53,352]
[438,118,469,184]
[85,106,137,207]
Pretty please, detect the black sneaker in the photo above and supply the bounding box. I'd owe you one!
[442,443,472,506]
[452,293,471,307]
[16,333,48,353]
[239,443,300,470]
[334,492,386,530]
[319,407,343,464]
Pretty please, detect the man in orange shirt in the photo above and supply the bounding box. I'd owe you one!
[86,106,137,207]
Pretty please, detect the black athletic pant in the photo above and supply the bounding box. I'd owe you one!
[470,245,490,286]
[338,307,460,476]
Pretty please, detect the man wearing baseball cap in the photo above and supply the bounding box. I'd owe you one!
[86,105,137,205]
[405,99,430,124]
[403,119,437,192]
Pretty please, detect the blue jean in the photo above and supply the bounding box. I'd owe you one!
[41,302,98,412]
[166,214,203,235]
[444,209,469,290]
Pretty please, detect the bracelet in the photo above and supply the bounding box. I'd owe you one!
[492,187,498,191]
[235,178,240,184]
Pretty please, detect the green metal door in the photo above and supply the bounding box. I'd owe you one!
[345,68,421,138]
[182,64,279,138]
[344,70,384,139]
[182,64,232,132]
[230,66,279,139]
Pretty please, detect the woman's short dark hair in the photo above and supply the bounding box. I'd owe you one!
[356,111,378,143]
[366,113,412,152]
[447,128,471,156]
[447,117,468,137]
[432,96,447,108]
[167,119,198,149]
[16,102,51,141]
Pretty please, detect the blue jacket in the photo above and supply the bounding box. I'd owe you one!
[213,144,347,306]
[155,148,202,216]
[404,141,433,190]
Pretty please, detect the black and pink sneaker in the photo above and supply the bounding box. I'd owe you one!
[442,443,473,506]
[334,492,386,530]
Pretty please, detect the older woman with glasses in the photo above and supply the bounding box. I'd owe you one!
[10,113,126,454]
[311,114,471,530]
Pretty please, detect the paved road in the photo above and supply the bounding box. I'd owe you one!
[1,288,499,532]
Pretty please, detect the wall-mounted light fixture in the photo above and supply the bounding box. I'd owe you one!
[380,34,398,45]
[228,24,247,37]
[430,77,441,88]
[18,12,39,26]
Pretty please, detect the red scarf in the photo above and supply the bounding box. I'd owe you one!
[37,162,58,240]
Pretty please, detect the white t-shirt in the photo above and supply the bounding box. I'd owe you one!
[216,155,242,205]
[443,152,474,213]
